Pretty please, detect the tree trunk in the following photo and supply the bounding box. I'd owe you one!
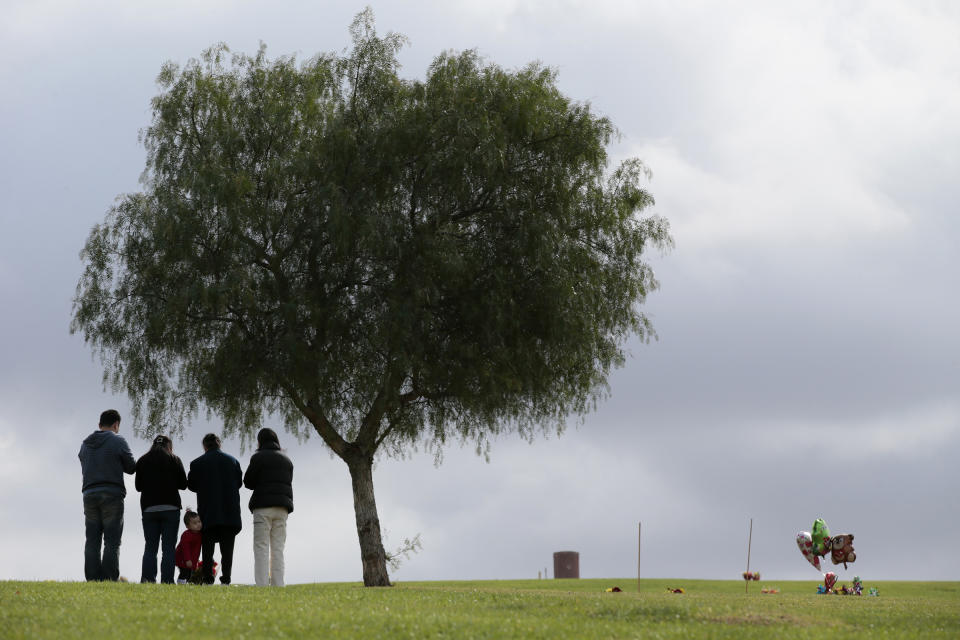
[347,455,392,586]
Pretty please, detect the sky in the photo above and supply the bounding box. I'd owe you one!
[1,0,958,585]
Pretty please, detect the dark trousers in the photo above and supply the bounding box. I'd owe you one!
[202,525,237,585]
[141,509,180,584]
[83,492,124,581]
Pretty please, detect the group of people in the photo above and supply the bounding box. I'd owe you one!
[78,409,294,586]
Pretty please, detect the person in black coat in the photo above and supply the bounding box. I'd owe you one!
[187,433,243,585]
[135,435,187,583]
[243,428,293,586]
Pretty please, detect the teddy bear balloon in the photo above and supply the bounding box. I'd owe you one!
[796,518,856,572]
[826,533,856,569]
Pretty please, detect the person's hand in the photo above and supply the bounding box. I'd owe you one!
[186,560,192,568]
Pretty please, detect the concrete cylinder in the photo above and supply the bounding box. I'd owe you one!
[553,551,580,579]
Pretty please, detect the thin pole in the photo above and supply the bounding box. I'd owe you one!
[745,518,753,594]
[637,521,642,593]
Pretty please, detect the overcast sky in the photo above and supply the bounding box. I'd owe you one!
[1,0,957,585]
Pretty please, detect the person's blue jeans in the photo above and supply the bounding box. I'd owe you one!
[141,509,180,583]
[83,492,124,581]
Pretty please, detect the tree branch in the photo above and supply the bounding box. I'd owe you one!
[356,367,400,454]
[283,386,349,458]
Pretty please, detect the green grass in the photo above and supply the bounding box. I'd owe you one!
[2,578,958,639]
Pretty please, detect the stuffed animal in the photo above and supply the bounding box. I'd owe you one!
[826,533,856,568]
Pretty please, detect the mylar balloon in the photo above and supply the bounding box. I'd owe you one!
[824,572,837,591]
[811,518,831,556]
[796,531,822,571]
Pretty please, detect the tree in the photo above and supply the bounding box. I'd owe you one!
[71,10,672,587]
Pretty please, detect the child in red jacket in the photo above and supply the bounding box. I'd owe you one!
[175,510,202,584]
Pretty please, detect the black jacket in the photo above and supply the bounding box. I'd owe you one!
[187,448,243,532]
[243,441,294,513]
[135,450,188,510]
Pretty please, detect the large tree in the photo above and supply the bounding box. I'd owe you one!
[72,10,671,586]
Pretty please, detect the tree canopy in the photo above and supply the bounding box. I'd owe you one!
[72,10,671,586]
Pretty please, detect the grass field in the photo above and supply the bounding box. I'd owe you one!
[2,578,958,639]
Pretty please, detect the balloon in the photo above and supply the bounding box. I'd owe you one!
[828,534,856,568]
[796,531,822,571]
[824,572,837,591]
[811,518,831,556]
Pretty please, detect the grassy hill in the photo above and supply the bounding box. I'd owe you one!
[2,578,957,639]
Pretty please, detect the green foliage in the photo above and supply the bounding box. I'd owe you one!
[3,579,959,639]
[73,9,673,585]
[72,9,670,456]
[385,533,422,572]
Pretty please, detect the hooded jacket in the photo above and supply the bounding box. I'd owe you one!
[243,437,294,513]
[78,430,136,497]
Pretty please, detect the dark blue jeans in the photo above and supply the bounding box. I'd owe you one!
[141,509,180,583]
[83,492,124,581]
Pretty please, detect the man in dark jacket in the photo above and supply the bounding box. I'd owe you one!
[78,409,136,581]
[187,433,243,585]
[243,428,293,586]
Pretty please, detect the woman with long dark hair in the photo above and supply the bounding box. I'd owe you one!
[135,435,187,583]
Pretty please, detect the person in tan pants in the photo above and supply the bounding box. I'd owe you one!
[243,428,293,586]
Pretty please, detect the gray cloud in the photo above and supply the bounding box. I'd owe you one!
[1,0,957,584]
